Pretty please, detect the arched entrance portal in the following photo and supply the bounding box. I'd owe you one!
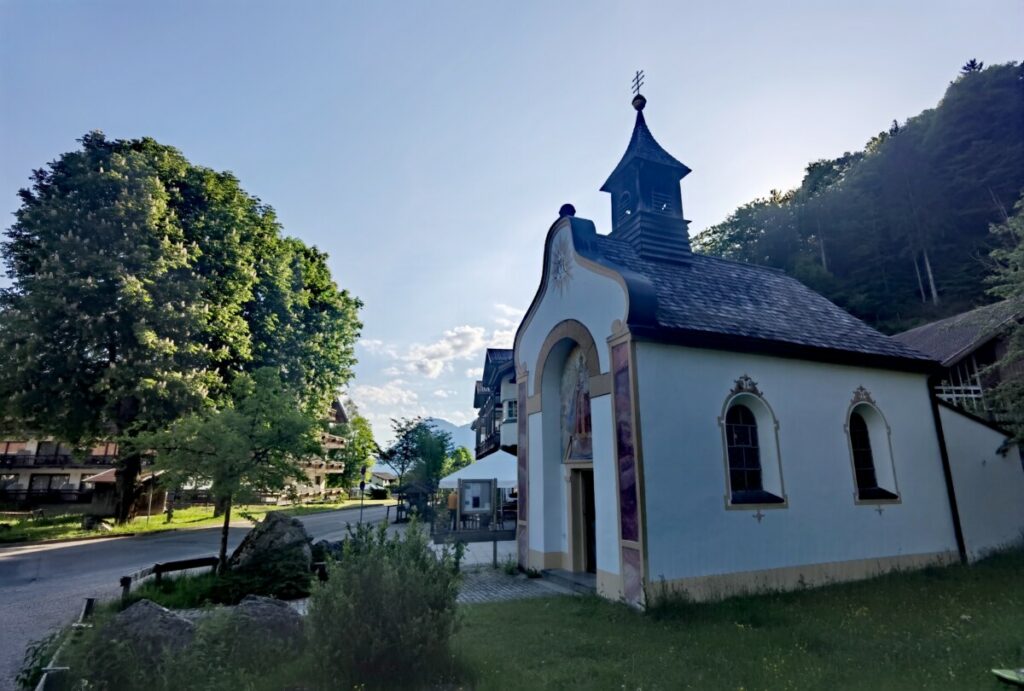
[536,321,601,575]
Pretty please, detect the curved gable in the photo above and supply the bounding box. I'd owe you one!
[514,216,628,392]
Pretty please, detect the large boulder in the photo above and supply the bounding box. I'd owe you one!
[229,511,312,571]
[312,538,345,562]
[104,599,195,657]
[229,595,304,648]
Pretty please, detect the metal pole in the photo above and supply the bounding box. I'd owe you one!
[359,487,364,524]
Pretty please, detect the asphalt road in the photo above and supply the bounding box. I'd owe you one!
[0,504,391,690]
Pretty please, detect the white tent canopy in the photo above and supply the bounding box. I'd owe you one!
[439,450,517,489]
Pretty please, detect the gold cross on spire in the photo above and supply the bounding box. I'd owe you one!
[631,69,645,96]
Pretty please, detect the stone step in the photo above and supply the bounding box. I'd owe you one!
[541,568,597,595]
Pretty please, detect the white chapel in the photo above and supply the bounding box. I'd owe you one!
[512,91,1024,606]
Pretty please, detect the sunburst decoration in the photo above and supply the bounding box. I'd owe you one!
[551,237,573,294]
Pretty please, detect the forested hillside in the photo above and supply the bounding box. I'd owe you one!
[693,61,1024,333]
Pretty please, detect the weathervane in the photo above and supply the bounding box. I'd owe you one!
[631,69,645,96]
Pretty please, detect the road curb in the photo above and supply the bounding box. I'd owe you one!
[0,503,397,549]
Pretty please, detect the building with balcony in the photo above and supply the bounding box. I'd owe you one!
[471,348,518,459]
[894,300,1023,419]
[1,440,120,509]
[0,398,351,510]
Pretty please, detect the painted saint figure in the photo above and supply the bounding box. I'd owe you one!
[561,346,593,461]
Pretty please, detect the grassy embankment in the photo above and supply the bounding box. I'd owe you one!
[0,499,395,544]
[456,548,1024,690]
[28,547,1024,689]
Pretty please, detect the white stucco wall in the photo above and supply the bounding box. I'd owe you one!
[500,375,517,404]
[517,224,626,396]
[527,405,571,557]
[939,405,1024,560]
[633,342,961,582]
[591,394,621,576]
[517,220,628,568]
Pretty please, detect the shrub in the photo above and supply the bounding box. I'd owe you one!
[306,520,460,688]
[369,486,390,500]
[16,630,62,690]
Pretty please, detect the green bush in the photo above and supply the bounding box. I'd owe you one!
[368,486,390,499]
[306,520,461,688]
[55,608,300,691]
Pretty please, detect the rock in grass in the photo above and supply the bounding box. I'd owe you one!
[106,599,195,657]
[231,595,304,648]
[229,511,312,571]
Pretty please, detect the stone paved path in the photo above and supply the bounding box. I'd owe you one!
[456,566,573,604]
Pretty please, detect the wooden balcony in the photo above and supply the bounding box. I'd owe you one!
[0,454,119,468]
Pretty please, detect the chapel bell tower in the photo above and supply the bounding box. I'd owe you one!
[601,86,692,263]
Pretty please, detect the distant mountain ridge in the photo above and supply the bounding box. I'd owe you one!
[424,417,475,452]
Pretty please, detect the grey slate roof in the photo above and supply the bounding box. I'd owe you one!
[566,217,935,371]
[481,348,514,389]
[601,111,691,191]
[893,300,1022,366]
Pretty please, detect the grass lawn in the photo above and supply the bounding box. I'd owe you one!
[455,549,1024,690]
[0,498,395,544]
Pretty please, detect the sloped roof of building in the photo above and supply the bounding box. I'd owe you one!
[481,348,514,387]
[892,300,1022,367]
[561,217,935,372]
[601,109,690,191]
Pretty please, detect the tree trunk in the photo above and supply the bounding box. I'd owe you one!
[114,453,142,525]
[218,496,232,574]
[922,247,939,304]
[212,493,229,518]
[913,254,927,303]
[816,220,829,271]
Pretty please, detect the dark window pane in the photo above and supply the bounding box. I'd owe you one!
[850,412,880,493]
[726,404,762,494]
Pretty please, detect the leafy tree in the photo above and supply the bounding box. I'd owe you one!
[331,401,379,489]
[444,446,474,477]
[411,424,453,493]
[381,417,424,487]
[381,417,453,491]
[987,192,1024,441]
[134,368,322,570]
[962,59,984,74]
[0,133,362,522]
[694,62,1024,333]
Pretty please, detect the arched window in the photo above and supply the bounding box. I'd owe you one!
[847,403,899,501]
[726,405,761,494]
[723,397,785,505]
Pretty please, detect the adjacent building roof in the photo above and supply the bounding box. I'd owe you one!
[481,348,514,387]
[564,217,936,372]
[892,300,1022,367]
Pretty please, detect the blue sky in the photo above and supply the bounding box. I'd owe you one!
[1,0,1021,444]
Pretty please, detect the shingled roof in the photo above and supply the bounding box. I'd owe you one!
[564,217,935,372]
[601,109,690,192]
[893,300,1022,367]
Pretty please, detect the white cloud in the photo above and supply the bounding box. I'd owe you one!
[494,303,525,318]
[357,339,398,358]
[403,325,488,379]
[490,329,515,348]
[382,366,402,377]
[465,367,484,378]
[492,304,525,328]
[351,380,418,407]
